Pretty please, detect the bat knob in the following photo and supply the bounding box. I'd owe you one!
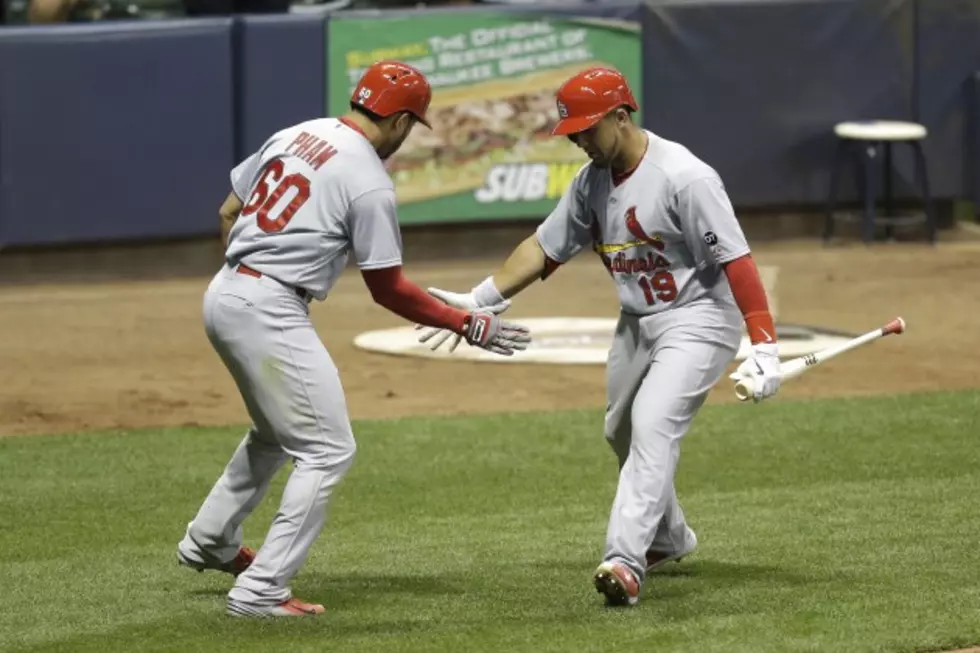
[734,377,754,402]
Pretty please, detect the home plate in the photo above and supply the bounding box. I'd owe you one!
[353,317,857,365]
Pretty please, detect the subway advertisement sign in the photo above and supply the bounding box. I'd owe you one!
[327,12,641,223]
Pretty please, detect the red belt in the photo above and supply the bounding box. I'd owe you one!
[235,263,309,301]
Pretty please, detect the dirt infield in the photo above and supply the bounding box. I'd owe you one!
[2,236,979,437]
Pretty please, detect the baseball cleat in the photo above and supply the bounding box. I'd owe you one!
[227,597,325,618]
[177,546,256,577]
[645,527,698,574]
[593,561,640,607]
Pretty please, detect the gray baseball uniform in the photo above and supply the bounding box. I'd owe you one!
[536,130,749,582]
[178,117,403,606]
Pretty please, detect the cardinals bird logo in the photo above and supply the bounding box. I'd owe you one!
[623,206,665,251]
[592,206,667,255]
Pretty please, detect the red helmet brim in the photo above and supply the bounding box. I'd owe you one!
[551,112,605,136]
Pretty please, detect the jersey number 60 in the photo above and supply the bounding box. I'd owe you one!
[242,159,312,233]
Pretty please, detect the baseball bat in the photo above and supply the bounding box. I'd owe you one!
[733,317,906,402]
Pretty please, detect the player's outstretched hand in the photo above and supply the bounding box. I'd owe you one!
[730,343,781,402]
[462,310,530,356]
[415,286,510,353]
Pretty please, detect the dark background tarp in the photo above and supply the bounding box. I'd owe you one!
[914,0,980,200]
[641,0,915,206]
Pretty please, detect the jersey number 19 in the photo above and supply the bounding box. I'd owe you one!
[242,159,312,233]
[637,271,678,305]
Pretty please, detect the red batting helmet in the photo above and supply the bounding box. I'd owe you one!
[552,67,639,136]
[350,61,432,128]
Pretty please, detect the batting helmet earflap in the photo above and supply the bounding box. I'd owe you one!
[350,61,432,128]
[552,67,638,136]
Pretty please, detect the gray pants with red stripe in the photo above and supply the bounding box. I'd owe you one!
[602,299,741,582]
[177,264,356,605]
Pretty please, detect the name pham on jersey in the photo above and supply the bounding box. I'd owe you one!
[284,131,338,170]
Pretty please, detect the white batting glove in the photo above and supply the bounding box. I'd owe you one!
[415,278,510,353]
[730,343,782,402]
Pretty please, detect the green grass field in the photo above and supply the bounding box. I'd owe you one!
[1,390,979,653]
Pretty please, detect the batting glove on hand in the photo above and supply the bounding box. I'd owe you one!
[462,310,530,356]
[730,343,781,402]
[415,285,511,353]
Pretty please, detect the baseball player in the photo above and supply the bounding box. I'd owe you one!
[417,67,780,607]
[175,61,530,618]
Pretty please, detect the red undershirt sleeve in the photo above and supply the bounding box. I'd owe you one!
[722,254,777,345]
[361,265,468,333]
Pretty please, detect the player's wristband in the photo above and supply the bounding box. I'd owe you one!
[744,310,777,345]
[472,276,505,307]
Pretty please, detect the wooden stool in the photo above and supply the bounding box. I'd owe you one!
[824,120,937,244]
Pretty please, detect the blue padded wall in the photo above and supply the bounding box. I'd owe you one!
[0,20,235,245]
[237,14,326,159]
